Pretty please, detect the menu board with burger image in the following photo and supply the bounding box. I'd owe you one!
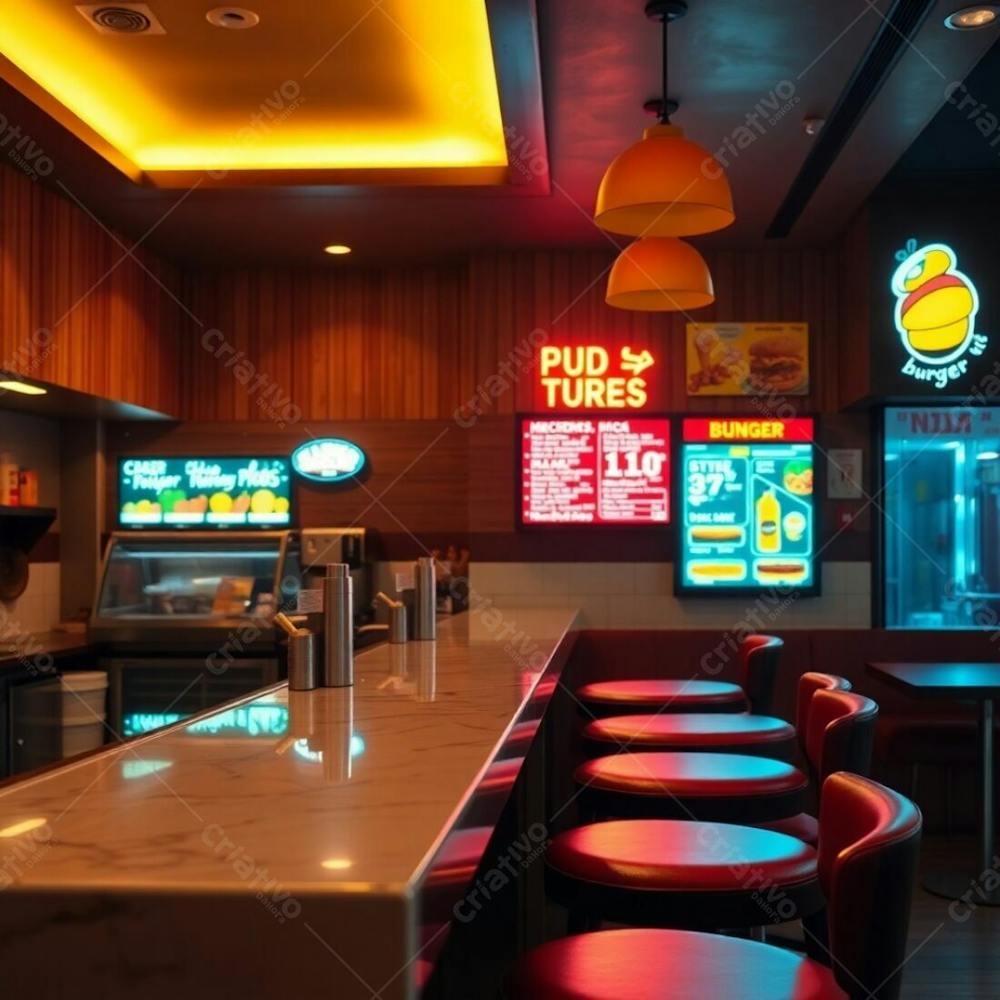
[686,323,809,397]
[678,417,817,594]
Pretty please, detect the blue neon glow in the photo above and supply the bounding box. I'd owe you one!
[291,439,366,483]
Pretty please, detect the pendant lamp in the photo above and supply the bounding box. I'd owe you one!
[606,237,714,311]
[595,1,734,238]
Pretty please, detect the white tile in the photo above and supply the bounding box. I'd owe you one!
[576,597,608,629]
[565,563,610,596]
[634,563,672,596]
[541,563,572,594]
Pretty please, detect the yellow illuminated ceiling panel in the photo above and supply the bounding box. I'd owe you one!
[0,0,508,186]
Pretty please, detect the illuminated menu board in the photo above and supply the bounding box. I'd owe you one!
[118,457,292,529]
[678,417,817,593]
[520,417,670,526]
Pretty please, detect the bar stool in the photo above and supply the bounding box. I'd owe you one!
[580,671,848,762]
[573,677,862,829]
[576,634,782,717]
[511,773,922,1000]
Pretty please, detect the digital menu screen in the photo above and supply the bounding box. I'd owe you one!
[118,457,292,529]
[519,416,670,526]
[677,417,817,593]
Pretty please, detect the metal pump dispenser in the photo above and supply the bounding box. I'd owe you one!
[323,563,354,687]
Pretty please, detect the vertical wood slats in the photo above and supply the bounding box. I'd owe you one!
[177,240,859,422]
[0,163,182,415]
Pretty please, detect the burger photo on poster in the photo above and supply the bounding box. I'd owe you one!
[747,334,806,393]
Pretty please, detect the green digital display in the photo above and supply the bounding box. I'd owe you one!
[678,418,818,594]
[118,457,291,529]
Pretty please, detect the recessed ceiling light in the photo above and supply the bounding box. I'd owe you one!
[206,6,260,29]
[944,5,999,29]
[977,450,1000,461]
[0,380,47,396]
[324,245,352,256]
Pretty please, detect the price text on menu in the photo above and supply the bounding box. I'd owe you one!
[520,417,671,525]
[678,417,816,592]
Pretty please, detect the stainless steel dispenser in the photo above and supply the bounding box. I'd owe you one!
[323,563,354,687]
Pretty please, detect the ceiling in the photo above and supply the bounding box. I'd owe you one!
[0,0,997,265]
[888,31,1000,177]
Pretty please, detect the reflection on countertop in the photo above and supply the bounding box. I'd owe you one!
[0,608,576,891]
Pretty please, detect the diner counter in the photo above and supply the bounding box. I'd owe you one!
[0,607,579,1000]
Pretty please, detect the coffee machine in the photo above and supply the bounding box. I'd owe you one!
[300,528,373,627]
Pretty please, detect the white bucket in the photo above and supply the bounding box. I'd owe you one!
[62,720,106,758]
[60,671,109,724]
[60,672,108,756]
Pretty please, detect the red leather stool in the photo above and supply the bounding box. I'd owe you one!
[580,671,849,761]
[512,773,922,1000]
[758,690,877,845]
[576,634,781,717]
[498,718,541,759]
[574,682,869,830]
[545,816,822,932]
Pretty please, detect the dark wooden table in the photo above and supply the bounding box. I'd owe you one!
[868,661,1000,905]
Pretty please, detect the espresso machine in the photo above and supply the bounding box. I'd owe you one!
[300,528,374,629]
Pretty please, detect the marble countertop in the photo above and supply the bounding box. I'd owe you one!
[0,608,577,891]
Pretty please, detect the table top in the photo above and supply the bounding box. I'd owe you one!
[867,661,1000,699]
[0,608,578,893]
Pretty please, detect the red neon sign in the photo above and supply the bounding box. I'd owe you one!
[520,417,670,526]
[538,345,655,410]
[683,417,814,443]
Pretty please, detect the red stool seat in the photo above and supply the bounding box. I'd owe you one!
[511,928,844,999]
[576,751,806,798]
[504,719,541,755]
[577,679,747,714]
[584,712,796,756]
[547,819,816,892]
[759,811,820,845]
[480,756,523,793]
[424,826,492,887]
[574,752,808,822]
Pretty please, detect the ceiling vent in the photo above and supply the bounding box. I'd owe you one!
[75,4,166,35]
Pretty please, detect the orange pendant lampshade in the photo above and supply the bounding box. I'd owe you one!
[606,237,714,312]
[595,123,734,237]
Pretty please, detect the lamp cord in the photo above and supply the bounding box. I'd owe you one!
[660,14,671,124]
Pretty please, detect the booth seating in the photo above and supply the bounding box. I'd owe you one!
[575,634,782,717]
[512,773,922,1000]
[573,676,864,831]
[579,669,854,762]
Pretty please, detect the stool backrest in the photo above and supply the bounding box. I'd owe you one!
[819,772,922,1000]
[795,672,851,755]
[805,690,878,783]
[738,634,783,714]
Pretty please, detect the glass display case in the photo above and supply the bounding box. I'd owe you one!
[90,531,300,648]
[884,407,1000,628]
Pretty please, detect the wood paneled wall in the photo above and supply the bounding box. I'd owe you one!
[177,236,863,421]
[0,163,183,414]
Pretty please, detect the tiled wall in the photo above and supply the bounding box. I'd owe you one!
[468,562,872,629]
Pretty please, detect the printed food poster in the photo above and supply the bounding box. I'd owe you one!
[686,323,809,396]
[678,418,817,592]
[119,457,292,528]
[520,417,670,526]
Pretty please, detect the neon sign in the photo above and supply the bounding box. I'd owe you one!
[891,240,988,390]
[538,345,654,409]
[292,439,366,483]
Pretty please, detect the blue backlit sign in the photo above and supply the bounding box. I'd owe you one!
[291,439,366,483]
